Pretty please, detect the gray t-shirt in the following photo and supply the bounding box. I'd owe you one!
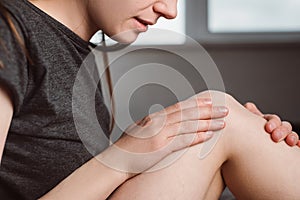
[0,0,110,199]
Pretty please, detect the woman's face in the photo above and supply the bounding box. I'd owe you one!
[88,0,178,43]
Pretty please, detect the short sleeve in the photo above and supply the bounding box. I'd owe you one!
[0,14,28,115]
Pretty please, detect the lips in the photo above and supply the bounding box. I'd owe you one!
[134,17,155,32]
[135,17,155,26]
[134,18,147,32]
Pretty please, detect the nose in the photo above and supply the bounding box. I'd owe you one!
[153,0,178,19]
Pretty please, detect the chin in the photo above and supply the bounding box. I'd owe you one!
[109,29,139,44]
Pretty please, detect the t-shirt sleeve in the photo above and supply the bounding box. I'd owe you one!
[0,14,28,115]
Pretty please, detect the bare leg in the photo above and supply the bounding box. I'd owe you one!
[222,93,300,199]
[110,91,300,200]
[110,138,227,200]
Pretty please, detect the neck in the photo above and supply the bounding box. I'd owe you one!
[29,0,97,41]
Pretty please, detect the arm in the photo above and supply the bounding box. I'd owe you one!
[47,99,294,200]
[40,96,227,199]
[1,83,227,199]
[0,85,13,164]
[40,156,129,200]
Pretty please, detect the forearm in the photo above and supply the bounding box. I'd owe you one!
[40,156,129,200]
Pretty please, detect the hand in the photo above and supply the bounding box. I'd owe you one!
[244,102,300,147]
[100,96,229,175]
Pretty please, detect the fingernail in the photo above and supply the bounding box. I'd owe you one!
[218,106,228,114]
[213,120,225,128]
[206,131,214,137]
[269,123,275,131]
[290,135,297,144]
[203,99,212,105]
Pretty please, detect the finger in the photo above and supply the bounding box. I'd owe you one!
[167,106,228,124]
[162,97,213,116]
[190,131,214,146]
[297,140,300,147]
[271,126,290,142]
[264,114,281,132]
[168,119,225,136]
[168,131,214,152]
[285,132,299,147]
[244,102,264,116]
[281,121,293,132]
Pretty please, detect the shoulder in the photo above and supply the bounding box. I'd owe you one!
[0,0,31,44]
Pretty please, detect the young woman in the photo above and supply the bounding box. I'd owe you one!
[0,0,299,199]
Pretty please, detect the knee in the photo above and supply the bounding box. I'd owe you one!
[210,92,268,160]
[197,90,266,148]
[195,90,267,146]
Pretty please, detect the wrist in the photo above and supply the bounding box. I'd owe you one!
[93,153,130,183]
[95,145,143,181]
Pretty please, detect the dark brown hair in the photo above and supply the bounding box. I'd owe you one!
[0,1,32,66]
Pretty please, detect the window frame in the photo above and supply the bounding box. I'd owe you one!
[186,0,300,45]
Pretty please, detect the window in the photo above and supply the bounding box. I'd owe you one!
[208,0,300,33]
[186,0,300,44]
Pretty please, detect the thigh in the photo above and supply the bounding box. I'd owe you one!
[109,134,228,200]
